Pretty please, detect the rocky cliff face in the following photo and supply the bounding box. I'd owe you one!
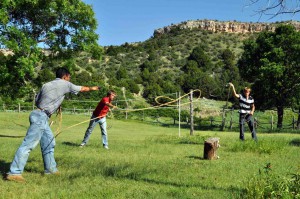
[154,19,300,36]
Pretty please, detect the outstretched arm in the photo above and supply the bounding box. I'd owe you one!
[106,102,117,110]
[80,86,100,92]
[228,83,239,98]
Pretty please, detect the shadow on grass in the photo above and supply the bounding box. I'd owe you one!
[98,163,243,194]
[0,134,24,138]
[0,160,11,179]
[1,159,49,178]
[63,160,243,196]
[61,141,80,147]
[186,155,205,160]
[290,138,300,146]
[13,121,28,130]
[122,170,240,193]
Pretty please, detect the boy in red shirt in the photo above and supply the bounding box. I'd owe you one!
[80,90,117,149]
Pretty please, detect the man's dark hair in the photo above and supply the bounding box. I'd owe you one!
[107,90,116,96]
[56,67,70,78]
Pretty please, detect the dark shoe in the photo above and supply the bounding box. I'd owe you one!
[6,174,25,183]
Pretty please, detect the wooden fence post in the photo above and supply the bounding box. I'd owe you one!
[221,110,226,130]
[18,103,21,113]
[271,115,274,130]
[178,91,181,137]
[122,87,129,120]
[292,116,295,130]
[143,110,144,121]
[229,110,233,130]
[189,90,194,136]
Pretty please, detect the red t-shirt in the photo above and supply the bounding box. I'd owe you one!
[93,96,111,118]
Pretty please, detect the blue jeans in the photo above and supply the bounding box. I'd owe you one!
[239,114,257,141]
[81,114,108,146]
[9,110,57,175]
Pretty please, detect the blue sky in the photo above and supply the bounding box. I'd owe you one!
[83,0,300,46]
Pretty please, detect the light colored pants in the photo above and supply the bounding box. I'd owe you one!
[9,110,57,175]
[81,114,108,147]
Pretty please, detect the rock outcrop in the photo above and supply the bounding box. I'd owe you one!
[154,19,300,36]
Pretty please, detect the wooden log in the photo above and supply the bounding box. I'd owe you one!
[203,137,220,160]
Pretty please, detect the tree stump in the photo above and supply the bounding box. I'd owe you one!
[203,137,220,160]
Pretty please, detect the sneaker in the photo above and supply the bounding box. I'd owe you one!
[44,171,60,175]
[6,174,26,183]
[104,145,109,150]
[52,171,60,175]
[79,143,85,148]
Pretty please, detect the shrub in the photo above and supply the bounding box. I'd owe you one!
[241,163,300,198]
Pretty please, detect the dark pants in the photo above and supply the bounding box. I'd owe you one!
[239,114,257,141]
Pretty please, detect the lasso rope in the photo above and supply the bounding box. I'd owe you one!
[155,89,201,107]
[116,89,202,113]
[51,89,201,138]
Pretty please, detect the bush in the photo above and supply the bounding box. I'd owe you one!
[241,163,300,198]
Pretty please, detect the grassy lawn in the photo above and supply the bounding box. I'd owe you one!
[0,112,299,199]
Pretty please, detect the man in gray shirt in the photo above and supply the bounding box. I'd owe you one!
[6,67,99,182]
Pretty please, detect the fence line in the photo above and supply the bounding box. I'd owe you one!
[1,102,299,131]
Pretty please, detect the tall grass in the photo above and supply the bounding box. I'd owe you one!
[0,112,299,199]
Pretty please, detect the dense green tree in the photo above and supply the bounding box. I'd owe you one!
[238,25,300,128]
[188,46,212,71]
[126,79,140,94]
[181,60,198,74]
[143,83,163,104]
[160,80,179,94]
[116,66,128,80]
[105,45,126,56]
[217,48,240,100]
[0,0,101,100]
[74,71,91,85]
[291,97,300,129]
[181,47,216,97]
[181,61,199,91]
[141,68,151,82]
[139,60,159,73]
[34,68,55,87]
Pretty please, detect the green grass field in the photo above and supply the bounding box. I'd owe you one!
[0,112,299,199]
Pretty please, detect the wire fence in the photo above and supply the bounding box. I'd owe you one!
[1,102,300,132]
[197,113,298,131]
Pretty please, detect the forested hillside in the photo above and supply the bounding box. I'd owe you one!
[68,27,256,104]
[101,28,250,101]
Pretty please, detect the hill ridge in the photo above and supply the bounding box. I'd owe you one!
[154,19,300,36]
